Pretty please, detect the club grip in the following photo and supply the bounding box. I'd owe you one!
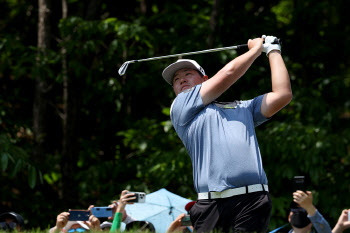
[272,38,282,45]
[237,38,281,51]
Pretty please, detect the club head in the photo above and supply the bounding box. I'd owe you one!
[118,61,129,76]
[118,61,130,76]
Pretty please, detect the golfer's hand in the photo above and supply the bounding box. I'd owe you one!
[262,35,281,56]
[293,190,316,216]
[248,38,264,53]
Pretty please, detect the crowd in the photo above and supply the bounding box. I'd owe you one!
[1,188,350,233]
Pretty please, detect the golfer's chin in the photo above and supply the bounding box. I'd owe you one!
[181,85,190,92]
[174,85,192,96]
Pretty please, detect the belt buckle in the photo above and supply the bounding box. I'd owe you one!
[208,191,221,199]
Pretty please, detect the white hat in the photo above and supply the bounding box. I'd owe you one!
[64,221,89,231]
[162,59,206,85]
[100,221,112,230]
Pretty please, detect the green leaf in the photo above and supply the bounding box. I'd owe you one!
[38,170,43,184]
[1,152,9,171]
[28,165,36,189]
[10,159,22,177]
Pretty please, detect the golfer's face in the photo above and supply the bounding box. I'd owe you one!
[172,69,206,95]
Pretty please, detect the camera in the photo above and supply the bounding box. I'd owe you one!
[126,192,146,203]
[181,215,192,226]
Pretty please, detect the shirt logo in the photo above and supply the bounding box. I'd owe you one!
[214,101,241,109]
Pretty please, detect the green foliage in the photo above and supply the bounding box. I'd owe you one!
[0,0,349,231]
[0,133,43,189]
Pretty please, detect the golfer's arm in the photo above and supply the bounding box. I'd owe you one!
[261,51,292,118]
[200,47,261,105]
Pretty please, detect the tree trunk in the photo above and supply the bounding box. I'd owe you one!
[60,0,80,205]
[33,0,52,165]
[207,0,222,48]
[86,0,101,20]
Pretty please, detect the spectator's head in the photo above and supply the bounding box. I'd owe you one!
[288,202,312,230]
[63,221,89,233]
[125,220,155,232]
[100,221,112,231]
[185,201,196,214]
[0,212,25,231]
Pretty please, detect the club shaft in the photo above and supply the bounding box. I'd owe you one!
[118,37,281,76]
[130,44,247,63]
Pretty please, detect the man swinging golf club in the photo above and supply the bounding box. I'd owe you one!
[162,35,293,233]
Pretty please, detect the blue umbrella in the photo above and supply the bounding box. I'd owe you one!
[122,188,193,233]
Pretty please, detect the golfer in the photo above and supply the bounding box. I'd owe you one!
[162,35,292,233]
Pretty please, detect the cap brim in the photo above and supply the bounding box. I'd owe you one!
[0,212,24,226]
[64,221,90,230]
[162,61,200,85]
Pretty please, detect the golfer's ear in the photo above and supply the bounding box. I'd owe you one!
[202,75,209,81]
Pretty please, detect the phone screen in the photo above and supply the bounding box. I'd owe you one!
[181,215,192,226]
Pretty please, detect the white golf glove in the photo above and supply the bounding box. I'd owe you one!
[262,35,281,57]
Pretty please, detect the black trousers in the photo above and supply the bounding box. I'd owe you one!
[189,191,272,233]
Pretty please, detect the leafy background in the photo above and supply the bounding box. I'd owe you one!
[1,0,349,231]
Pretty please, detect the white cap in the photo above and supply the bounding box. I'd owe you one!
[162,59,206,85]
[100,221,112,230]
[64,221,90,231]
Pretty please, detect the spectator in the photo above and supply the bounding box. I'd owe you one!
[288,190,332,233]
[0,211,25,232]
[100,221,113,231]
[332,209,350,233]
[166,213,193,233]
[125,221,155,232]
[90,199,136,231]
[108,200,136,225]
[110,190,154,232]
[49,206,100,233]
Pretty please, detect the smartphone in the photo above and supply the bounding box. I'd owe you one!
[293,176,306,192]
[68,210,90,221]
[126,192,146,203]
[181,215,192,226]
[91,207,113,218]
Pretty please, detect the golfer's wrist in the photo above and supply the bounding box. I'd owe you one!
[267,50,281,57]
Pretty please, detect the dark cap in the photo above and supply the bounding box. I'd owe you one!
[0,212,25,227]
[125,220,155,232]
[290,201,299,209]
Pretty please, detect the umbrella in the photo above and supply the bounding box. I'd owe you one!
[122,188,193,233]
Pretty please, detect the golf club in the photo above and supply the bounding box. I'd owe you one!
[118,38,281,76]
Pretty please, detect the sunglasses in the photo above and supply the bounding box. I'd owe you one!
[68,227,87,233]
[0,222,17,230]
